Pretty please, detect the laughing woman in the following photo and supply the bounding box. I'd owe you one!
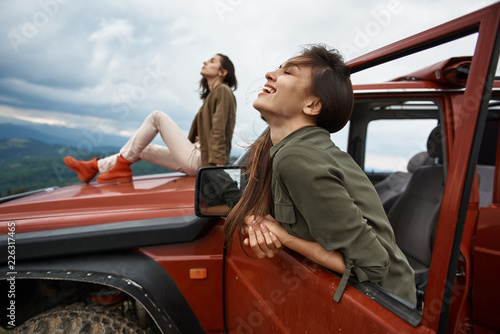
[223,45,416,305]
[64,54,237,183]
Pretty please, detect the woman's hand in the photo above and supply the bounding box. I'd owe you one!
[240,215,347,276]
[243,215,284,258]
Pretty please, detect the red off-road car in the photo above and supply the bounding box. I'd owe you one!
[1,3,499,333]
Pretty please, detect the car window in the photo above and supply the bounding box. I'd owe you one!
[365,119,438,173]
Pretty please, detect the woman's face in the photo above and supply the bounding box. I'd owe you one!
[253,58,314,120]
[201,55,224,79]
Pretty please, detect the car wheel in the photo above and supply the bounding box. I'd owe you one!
[12,303,146,334]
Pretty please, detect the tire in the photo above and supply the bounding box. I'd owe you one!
[13,303,146,334]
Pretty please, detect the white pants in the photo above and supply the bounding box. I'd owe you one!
[98,110,201,176]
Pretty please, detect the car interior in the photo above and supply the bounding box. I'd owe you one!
[352,99,499,308]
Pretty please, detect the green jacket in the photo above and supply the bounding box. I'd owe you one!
[270,126,416,305]
[188,83,236,166]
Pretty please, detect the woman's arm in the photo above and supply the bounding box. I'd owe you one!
[208,86,236,165]
[244,215,346,274]
[274,151,391,283]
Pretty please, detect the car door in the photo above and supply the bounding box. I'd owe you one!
[223,4,500,333]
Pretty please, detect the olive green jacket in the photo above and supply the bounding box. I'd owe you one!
[270,126,416,305]
[188,83,236,167]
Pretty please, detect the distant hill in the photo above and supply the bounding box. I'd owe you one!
[0,138,171,197]
[0,122,127,151]
[0,137,73,161]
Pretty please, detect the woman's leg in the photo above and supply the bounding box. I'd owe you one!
[119,110,201,175]
[64,110,200,183]
[139,142,201,176]
[97,154,119,174]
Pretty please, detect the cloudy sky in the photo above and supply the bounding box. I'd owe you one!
[0,0,498,154]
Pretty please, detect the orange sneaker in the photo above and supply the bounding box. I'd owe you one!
[96,155,133,183]
[63,156,99,183]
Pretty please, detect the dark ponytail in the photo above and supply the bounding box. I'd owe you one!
[287,44,353,133]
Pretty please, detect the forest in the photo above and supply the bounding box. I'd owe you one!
[0,138,170,198]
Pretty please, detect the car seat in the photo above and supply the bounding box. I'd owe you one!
[386,126,444,300]
[375,151,430,212]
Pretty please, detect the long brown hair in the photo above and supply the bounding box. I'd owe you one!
[224,128,274,248]
[199,53,238,100]
[223,45,353,247]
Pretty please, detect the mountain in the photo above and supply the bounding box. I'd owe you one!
[0,122,126,152]
[0,138,67,161]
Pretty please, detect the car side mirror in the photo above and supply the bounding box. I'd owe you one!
[195,166,245,217]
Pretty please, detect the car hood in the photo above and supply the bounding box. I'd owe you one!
[0,173,197,233]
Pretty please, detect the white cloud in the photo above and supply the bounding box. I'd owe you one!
[89,19,136,42]
[0,0,498,148]
[365,154,410,173]
[0,104,139,138]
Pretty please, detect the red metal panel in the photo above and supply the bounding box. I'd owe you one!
[139,224,226,334]
[473,208,500,332]
[425,5,500,331]
[224,234,431,334]
[0,175,196,233]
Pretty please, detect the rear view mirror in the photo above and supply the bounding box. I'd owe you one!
[195,166,244,217]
